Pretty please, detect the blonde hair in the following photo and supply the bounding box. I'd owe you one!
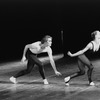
[91,30,99,40]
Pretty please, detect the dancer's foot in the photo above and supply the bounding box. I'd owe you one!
[89,82,95,86]
[43,79,49,85]
[64,76,70,86]
[65,83,69,86]
[10,76,17,84]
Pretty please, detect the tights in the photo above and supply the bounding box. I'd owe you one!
[70,54,94,83]
[14,49,45,79]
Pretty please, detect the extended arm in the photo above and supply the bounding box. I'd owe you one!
[21,44,32,62]
[47,48,61,76]
[68,42,92,57]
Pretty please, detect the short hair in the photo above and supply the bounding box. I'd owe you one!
[41,35,52,44]
[91,30,98,40]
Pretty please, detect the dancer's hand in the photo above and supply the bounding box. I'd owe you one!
[67,51,73,57]
[55,71,62,76]
[21,56,26,62]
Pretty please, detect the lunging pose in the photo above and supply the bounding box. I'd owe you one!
[64,30,100,86]
[10,35,61,84]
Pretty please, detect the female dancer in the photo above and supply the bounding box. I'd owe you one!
[65,30,100,86]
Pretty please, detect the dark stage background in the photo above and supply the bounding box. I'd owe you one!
[0,0,100,62]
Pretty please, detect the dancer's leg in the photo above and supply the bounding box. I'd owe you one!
[78,54,94,85]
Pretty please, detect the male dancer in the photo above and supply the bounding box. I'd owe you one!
[65,30,100,86]
[10,35,61,84]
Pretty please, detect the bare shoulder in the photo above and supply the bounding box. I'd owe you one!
[86,42,93,49]
[46,46,52,53]
[30,41,41,48]
[29,41,41,49]
[47,46,52,50]
[31,41,41,45]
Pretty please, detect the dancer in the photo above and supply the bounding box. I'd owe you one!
[64,30,100,86]
[10,35,61,84]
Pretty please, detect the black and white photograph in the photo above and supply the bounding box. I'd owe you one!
[0,0,100,100]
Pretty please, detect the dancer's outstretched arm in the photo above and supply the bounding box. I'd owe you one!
[47,47,62,76]
[67,42,93,57]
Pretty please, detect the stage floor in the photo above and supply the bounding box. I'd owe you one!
[0,54,100,100]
